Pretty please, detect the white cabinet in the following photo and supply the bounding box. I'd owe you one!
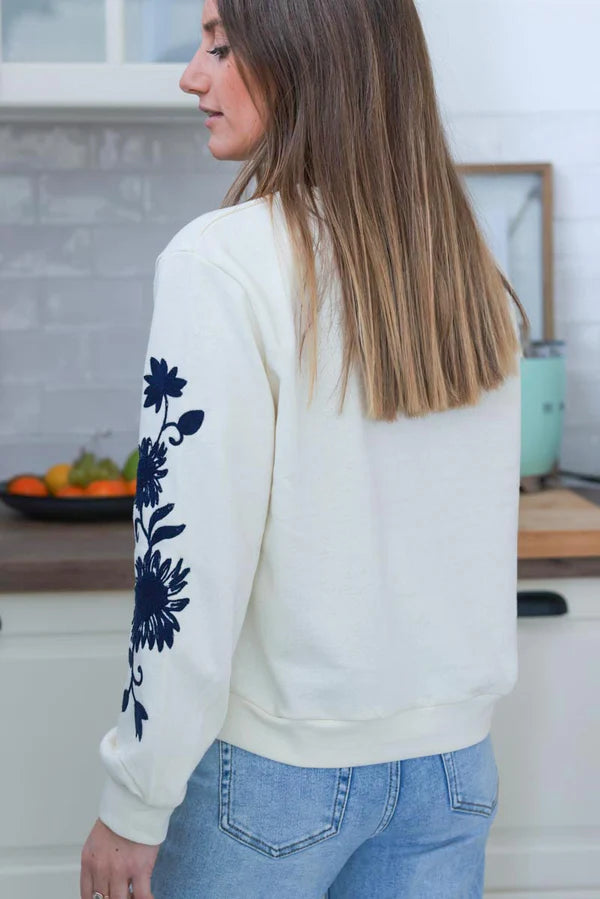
[1,578,599,899]
[0,0,203,107]
[0,590,133,899]
[486,577,600,898]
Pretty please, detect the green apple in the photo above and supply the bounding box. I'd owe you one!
[122,448,139,481]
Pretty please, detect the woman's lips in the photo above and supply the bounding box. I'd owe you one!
[200,106,224,126]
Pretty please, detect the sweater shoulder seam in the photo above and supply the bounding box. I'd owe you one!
[155,250,268,366]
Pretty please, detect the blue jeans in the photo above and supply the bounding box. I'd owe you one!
[151,732,499,898]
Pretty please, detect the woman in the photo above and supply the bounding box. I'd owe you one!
[81,0,530,896]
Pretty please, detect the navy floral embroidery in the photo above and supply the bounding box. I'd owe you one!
[121,357,205,740]
[136,437,167,509]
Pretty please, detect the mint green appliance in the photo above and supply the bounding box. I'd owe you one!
[520,341,566,477]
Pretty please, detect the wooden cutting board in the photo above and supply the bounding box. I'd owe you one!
[518,488,600,559]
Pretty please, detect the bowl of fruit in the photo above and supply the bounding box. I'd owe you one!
[0,446,139,521]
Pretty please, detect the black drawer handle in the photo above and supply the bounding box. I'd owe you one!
[517,591,568,617]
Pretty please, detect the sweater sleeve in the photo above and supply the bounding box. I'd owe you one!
[97,249,275,845]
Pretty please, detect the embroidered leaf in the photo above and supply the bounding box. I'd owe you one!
[151,524,186,546]
[177,409,205,436]
[134,699,148,741]
[122,689,130,713]
[148,503,174,536]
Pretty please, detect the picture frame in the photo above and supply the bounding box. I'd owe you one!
[456,163,554,341]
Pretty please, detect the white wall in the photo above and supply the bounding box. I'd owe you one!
[419,0,599,115]
[418,0,600,476]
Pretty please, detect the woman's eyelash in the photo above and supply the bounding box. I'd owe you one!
[208,45,230,60]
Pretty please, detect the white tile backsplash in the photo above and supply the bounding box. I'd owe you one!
[90,222,174,277]
[0,224,93,278]
[39,172,144,224]
[0,280,40,330]
[0,124,92,170]
[42,279,146,330]
[0,121,236,479]
[0,175,36,223]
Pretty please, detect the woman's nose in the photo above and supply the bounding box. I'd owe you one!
[179,51,210,96]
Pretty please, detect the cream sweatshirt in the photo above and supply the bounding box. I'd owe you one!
[98,193,522,845]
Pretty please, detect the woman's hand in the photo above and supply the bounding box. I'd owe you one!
[80,818,161,899]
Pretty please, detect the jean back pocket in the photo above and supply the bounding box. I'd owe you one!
[441,733,499,817]
[218,740,352,858]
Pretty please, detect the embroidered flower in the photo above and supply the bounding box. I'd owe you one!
[143,357,187,414]
[135,436,167,512]
[121,356,205,741]
[132,548,190,653]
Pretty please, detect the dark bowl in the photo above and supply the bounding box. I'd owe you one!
[0,480,135,522]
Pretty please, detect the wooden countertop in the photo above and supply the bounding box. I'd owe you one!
[1,484,600,593]
[0,502,134,593]
[518,488,600,559]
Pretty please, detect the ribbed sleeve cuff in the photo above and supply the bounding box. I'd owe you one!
[98,775,173,846]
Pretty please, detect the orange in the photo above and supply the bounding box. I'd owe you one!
[7,475,49,496]
[54,485,86,497]
[125,478,137,496]
[44,462,72,494]
[84,479,130,497]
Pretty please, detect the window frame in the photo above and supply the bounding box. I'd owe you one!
[0,0,197,108]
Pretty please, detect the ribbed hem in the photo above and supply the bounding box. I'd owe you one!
[98,775,173,846]
[216,691,501,767]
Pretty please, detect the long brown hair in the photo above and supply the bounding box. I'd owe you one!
[218,0,531,420]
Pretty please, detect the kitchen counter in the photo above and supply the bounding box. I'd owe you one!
[0,501,134,592]
[518,485,600,560]
[1,484,600,592]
